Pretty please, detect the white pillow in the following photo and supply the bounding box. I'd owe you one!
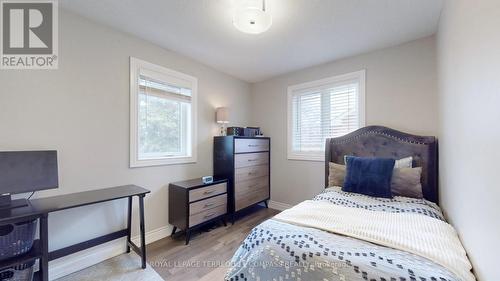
[394,156,413,168]
[344,155,413,169]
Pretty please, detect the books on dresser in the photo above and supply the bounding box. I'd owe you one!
[213,136,270,223]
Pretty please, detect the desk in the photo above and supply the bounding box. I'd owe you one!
[0,185,150,281]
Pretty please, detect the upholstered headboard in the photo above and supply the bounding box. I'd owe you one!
[325,126,438,204]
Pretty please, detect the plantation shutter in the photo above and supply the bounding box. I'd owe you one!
[291,82,360,153]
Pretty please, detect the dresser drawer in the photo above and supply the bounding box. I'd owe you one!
[235,189,269,211]
[235,152,269,168]
[235,184,268,202]
[190,193,227,215]
[189,183,227,202]
[235,176,268,196]
[235,139,269,153]
[189,204,227,227]
[235,165,269,182]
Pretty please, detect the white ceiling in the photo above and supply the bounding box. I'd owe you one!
[61,0,443,83]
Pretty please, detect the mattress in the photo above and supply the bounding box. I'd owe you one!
[225,187,474,281]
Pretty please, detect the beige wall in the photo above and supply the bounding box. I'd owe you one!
[0,9,251,270]
[437,1,500,280]
[251,36,438,205]
[4,4,497,280]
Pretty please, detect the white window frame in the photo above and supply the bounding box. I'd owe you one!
[130,57,197,167]
[287,70,366,162]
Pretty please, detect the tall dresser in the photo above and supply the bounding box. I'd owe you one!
[213,136,270,222]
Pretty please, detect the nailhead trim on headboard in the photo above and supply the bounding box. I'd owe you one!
[325,125,438,204]
[330,130,433,145]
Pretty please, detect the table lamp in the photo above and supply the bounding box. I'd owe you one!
[216,107,229,136]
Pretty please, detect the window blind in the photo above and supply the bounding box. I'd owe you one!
[138,73,193,160]
[139,75,192,103]
[291,82,359,153]
[130,57,198,167]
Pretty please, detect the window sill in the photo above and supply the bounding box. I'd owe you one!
[287,153,325,162]
[130,156,197,168]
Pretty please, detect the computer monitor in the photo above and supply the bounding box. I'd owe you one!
[0,150,59,209]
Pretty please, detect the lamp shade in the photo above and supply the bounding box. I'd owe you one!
[216,107,229,124]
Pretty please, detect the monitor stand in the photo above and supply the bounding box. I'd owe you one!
[0,194,29,210]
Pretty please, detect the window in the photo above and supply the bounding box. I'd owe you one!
[287,70,365,161]
[130,57,197,167]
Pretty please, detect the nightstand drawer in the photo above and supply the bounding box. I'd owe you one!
[235,139,269,153]
[235,165,269,182]
[189,183,227,202]
[189,204,227,227]
[235,152,269,168]
[190,193,227,215]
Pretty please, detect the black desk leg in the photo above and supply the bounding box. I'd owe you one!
[138,195,146,269]
[126,196,132,253]
[39,214,49,281]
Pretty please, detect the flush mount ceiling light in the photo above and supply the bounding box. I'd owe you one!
[233,0,272,34]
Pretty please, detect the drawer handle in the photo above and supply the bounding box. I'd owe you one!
[248,144,260,147]
[204,203,215,208]
[248,172,256,176]
[203,213,216,219]
[247,159,256,162]
[203,190,215,195]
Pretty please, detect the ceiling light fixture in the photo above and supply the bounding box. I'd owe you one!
[233,0,272,34]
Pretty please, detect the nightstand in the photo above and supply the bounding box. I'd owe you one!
[168,178,228,244]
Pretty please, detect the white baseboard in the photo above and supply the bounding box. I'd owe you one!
[49,225,173,280]
[268,200,293,211]
[49,238,127,280]
[131,225,172,246]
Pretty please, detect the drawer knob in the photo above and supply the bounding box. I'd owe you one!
[203,190,215,195]
[204,203,215,208]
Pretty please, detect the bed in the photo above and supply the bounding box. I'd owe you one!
[225,126,475,281]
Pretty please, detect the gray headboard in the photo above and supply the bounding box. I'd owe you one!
[325,126,438,204]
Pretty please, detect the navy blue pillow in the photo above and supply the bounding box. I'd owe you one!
[342,156,396,198]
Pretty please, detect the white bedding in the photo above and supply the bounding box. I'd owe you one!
[274,199,475,281]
